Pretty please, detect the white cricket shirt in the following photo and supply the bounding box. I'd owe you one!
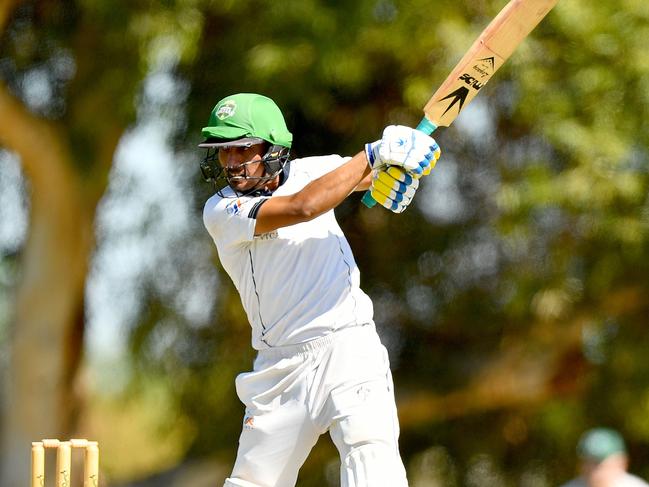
[203,154,374,350]
[560,473,649,487]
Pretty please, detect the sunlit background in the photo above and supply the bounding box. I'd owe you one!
[1,1,649,486]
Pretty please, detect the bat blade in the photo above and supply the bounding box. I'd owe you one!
[423,0,559,130]
[362,0,559,208]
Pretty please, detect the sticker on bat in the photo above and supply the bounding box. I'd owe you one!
[473,57,496,78]
[459,73,485,90]
[439,87,470,117]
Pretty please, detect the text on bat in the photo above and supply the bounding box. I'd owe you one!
[459,73,484,90]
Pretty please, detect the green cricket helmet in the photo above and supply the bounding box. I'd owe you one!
[200,93,293,148]
[199,94,293,196]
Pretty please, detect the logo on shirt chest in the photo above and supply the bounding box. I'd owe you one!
[226,198,243,215]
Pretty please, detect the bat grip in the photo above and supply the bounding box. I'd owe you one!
[361,117,438,208]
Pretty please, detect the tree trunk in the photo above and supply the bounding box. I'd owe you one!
[0,82,96,487]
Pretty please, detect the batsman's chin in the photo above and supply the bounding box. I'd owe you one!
[230,179,251,191]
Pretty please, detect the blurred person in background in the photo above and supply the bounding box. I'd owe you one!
[560,427,649,487]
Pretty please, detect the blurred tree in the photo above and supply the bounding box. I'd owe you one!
[170,0,649,484]
[1,0,648,485]
[0,1,199,484]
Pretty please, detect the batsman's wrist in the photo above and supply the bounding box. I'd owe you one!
[364,140,381,169]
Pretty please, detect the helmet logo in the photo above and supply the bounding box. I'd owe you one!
[216,100,236,120]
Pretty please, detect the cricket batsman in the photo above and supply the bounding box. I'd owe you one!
[198,93,441,487]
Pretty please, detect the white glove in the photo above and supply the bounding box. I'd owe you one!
[369,166,419,213]
[365,125,441,177]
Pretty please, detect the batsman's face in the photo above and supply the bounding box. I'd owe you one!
[218,144,266,192]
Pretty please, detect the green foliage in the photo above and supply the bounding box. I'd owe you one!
[164,0,649,484]
[4,0,649,484]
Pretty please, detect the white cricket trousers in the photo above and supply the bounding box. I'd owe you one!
[223,323,409,487]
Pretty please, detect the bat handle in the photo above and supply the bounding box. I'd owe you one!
[361,117,438,208]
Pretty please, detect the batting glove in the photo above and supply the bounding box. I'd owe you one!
[365,125,441,177]
[369,166,420,213]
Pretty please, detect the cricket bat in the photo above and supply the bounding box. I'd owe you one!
[362,0,559,208]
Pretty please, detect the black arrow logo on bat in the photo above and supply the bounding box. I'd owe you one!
[439,86,470,116]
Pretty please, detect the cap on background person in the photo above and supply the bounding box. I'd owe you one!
[577,428,627,463]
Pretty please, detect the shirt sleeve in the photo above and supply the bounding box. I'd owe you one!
[203,194,269,247]
[301,154,352,181]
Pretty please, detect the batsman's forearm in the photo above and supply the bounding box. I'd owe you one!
[296,151,371,216]
[254,151,370,235]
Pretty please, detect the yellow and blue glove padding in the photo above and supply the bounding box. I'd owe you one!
[370,166,420,213]
[420,139,442,177]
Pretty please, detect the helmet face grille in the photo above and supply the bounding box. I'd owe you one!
[262,145,290,176]
[200,148,229,193]
[200,145,291,197]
